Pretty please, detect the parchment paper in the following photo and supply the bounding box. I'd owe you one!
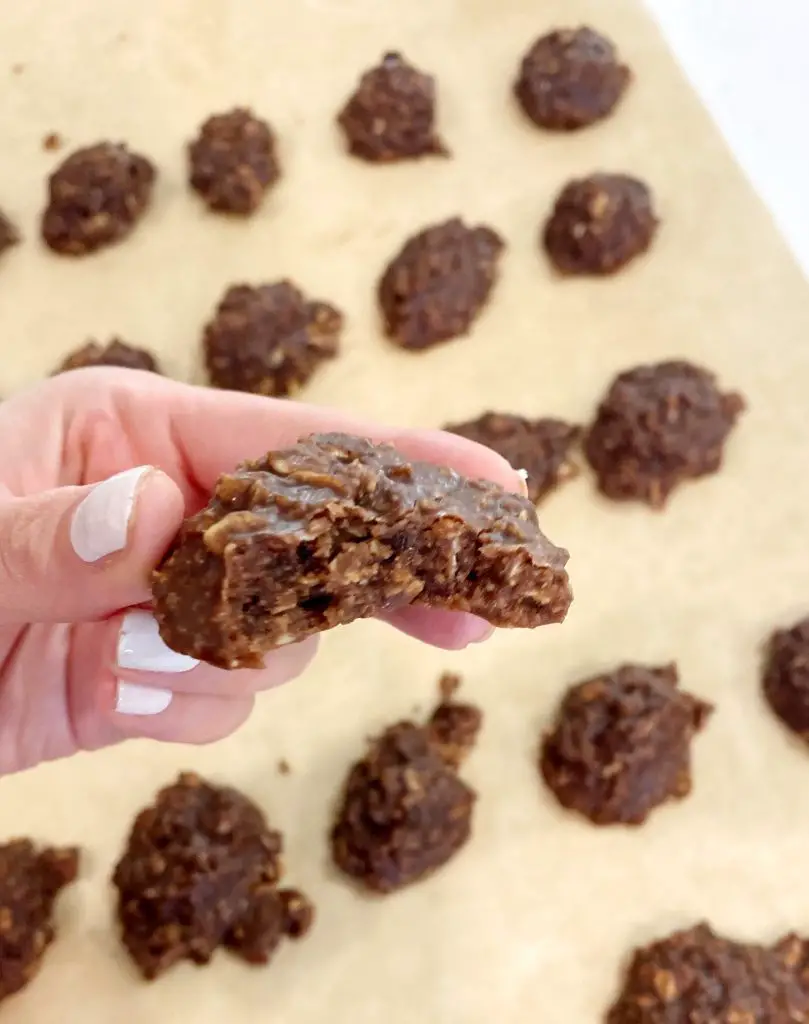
[2,1,809,1021]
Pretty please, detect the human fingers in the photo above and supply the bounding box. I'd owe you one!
[378,607,494,649]
[0,466,184,626]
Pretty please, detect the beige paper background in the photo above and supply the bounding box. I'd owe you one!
[2,0,809,1020]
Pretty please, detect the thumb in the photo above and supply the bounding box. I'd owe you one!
[0,467,184,625]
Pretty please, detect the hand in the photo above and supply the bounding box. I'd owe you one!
[0,369,522,775]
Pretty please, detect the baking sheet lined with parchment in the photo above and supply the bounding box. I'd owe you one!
[2,1,809,1021]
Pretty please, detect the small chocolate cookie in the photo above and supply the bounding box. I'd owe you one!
[0,840,80,1004]
[540,663,712,825]
[445,412,581,503]
[379,218,504,349]
[337,51,447,162]
[607,923,809,1023]
[584,360,745,507]
[543,173,657,275]
[188,107,280,215]
[0,209,20,255]
[55,338,161,375]
[203,280,343,397]
[331,676,482,893]
[763,617,809,741]
[41,142,155,255]
[515,27,630,131]
[112,772,313,980]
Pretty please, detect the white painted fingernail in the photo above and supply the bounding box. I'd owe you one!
[116,681,173,716]
[117,610,199,673]
[516,468,529,497]
[70,466,151,563]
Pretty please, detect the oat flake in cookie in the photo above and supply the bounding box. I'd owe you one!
[337,51,448,162]
[762,617,809,741]
[54,338,161,375]
[151,433,572,669]
[515,27,630,131]
[0,840,80,1004]
[379,218,504,349]
[112,772,313,980]
[189,107,280,215]
[543,173,657,275]
[445,412,581,504]
[540,663,713,825]
[584,360,745,508]
[331,674,481,893]
[606,923,809,1022]
[203,280,343,397]
[41,142,155,255]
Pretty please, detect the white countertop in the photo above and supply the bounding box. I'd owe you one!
[647,0,809,278]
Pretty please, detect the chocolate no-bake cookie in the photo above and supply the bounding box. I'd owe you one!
[607,923,809,1023]
[151,433,572,669]
[515,27,631,131]
[540,663,712,825]
[54,338,161,375]
[763,617,809,741]
[188,108,280,215]
[112,772,313,980]
[543,173,657,275]
[337,51,448,162]
[203,281,343,397]
[584,360,745,507]
[41,142,155,255]
[0,209,20,256]
[0,840,79,1004]
[331,675,481,893]
[379,218,504,350]
[445,412,581,504]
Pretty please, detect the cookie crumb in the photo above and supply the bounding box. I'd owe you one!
[54,338,161,375]
[277,759,291,776]
[515,27,630,131]
[584,360,745,507]
[379,218,504,350]
[203,280,343,396]
[540,663,712,825]
[0,209,20,255]
[338,51,448,162]
[42,132,62,152]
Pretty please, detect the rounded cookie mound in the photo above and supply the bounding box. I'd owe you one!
[188,107,280,215]
[540,663,712,825]
[584,360,745,507]
[763,616,809,741]
[337,52,447,162]
[41,142,155,255]
[55,338,161,375]
[203,280,343,397]
[543,173,657,275]
[515,26,630,131]
[379,218,504,350]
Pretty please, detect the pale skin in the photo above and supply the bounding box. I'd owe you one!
[0,368,523,776]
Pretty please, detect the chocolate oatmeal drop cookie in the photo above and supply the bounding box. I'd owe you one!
[763,617,809,741]
[331,675,481,893]
[584,360,745,507]
[0,840,79,1004]
[379,218,504,349]
[189,107,280,215]
[0,209,20,255]
[337,51,447,162]
[112,772,313,980]
[540,663,712,825]
[445,412,581,503]
[41,142,155,255]
[203,280,343,396]
[607,923,809,1023]
[151,433,572,669]
[55,338,161,375]
[515,27,630,131]
[543,173,657,275]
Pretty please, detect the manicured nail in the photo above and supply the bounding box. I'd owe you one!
[117,610,199,673]
[70,466,151,563]
[516,468,529,497]
[115,681,173,716]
